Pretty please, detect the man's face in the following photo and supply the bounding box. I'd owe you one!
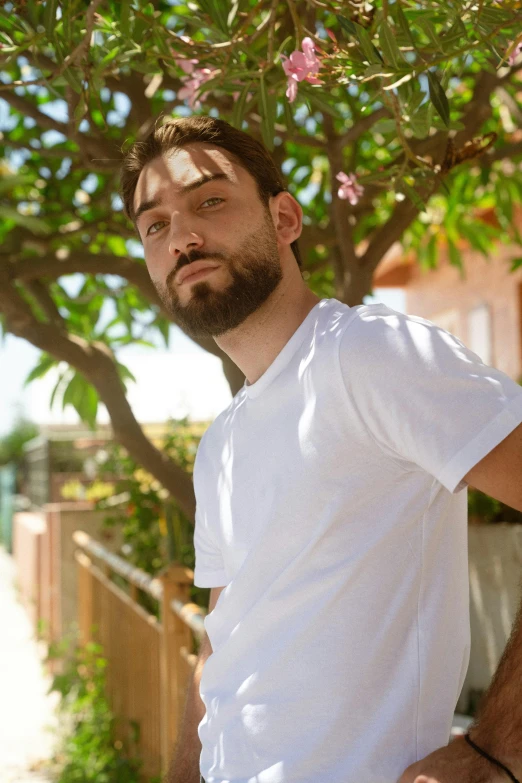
[133,143,285,339]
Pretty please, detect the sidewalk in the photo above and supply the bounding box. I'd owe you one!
[0,546,59,782]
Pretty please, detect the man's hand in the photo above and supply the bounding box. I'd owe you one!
[397,736,505,783]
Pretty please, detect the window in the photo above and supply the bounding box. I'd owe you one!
[467,304,492,365]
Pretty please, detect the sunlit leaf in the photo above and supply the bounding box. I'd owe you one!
[24,353,57,385]
[379,21,405,69]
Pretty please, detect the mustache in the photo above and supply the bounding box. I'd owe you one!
[166,252,224,287]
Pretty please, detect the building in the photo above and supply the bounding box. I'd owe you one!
[373,206,522,383]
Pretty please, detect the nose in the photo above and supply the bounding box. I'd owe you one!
[167,216,205,261]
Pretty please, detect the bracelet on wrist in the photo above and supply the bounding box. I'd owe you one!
[464,733,520,783]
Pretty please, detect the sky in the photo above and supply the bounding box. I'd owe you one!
[0,289,405,436]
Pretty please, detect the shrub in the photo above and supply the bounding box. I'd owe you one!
[47,636,144,783]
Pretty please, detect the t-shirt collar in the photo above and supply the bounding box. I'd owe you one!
[244,299,331,399]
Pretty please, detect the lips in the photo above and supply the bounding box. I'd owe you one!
[176,261,220,285]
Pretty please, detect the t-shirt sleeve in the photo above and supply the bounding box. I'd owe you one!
[193,503,228,588]
[192,439,228,588]
[339,306,522,494]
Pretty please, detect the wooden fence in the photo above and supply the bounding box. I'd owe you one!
[73,530,206,781]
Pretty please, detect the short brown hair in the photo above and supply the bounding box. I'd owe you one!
[120,115,302,268]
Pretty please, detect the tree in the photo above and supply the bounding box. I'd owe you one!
[0,416,39,467]
[1,0,522,521]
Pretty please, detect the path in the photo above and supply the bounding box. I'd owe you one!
[0,546,59,782]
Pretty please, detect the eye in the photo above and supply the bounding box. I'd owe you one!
[146,220,167,236]
[201,197,224,208]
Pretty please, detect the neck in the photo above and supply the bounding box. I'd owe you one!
[214,279,321,385]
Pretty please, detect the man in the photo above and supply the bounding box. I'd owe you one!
[120,115,522,783]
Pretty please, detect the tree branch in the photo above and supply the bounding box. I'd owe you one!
[360,69,505,276]
[337,106,390,149]
[360,197,421,274]
[0,266,196,520]
[484,139,522,165]
[323,113,359,300]
[1,89,121,164]
[1,91,67,134]
[8,252,242,376]
[23,279,66,330]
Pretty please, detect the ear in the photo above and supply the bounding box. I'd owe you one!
[270,191,302,249]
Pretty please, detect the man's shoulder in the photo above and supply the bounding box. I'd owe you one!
[195,390,246,461]
[338,302,442,346]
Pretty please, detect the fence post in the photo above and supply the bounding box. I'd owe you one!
[159,563,194,774]
[76,549,94,647]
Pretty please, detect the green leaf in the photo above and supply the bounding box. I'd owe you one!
[395,5,415,47]
[275,36,294,61]
[62,372,84,411]
[353,22,383,65]
[120,0,132,37]
[510,257,522,272]
[282,97,296,134]
[197,0,229,35]
[496,178,513,223]
[409,101,433,139]
[77,382,98,430]
[337,14,357,38]
[424,233,438,270]
[106,235,127,256]
[259,74,277,152]
[62,67,83,94]
[447,237,463,274]
[440,17,467,54]
[24,354,56,385]
[399,180,426,212]
[417,17,443,52]
[479,7,513,25]
[50,368,71,411]
[116,361,137,385]
[299,83,345,120]
[101,46,122,66]
[43,0,58,39]
[231,80,253,131]
[427,71,450,127]
[73,96,87,130]
[379,21,405,69]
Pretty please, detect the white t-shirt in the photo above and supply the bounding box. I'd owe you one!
[193,298,522,783]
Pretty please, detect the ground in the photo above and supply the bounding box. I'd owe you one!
[0,546,58,783]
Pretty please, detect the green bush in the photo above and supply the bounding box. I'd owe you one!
[468,488,522,525]
[94,417,210,612]
[47,636,145,783]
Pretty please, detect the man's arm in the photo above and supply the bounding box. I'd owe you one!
[166,585,225,783]
[462,421,522,514]
[460,422,522,776]
[399,423,522,783]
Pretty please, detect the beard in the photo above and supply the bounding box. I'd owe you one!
[153,212,284,339]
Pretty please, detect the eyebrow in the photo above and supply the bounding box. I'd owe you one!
[134,172,233,226]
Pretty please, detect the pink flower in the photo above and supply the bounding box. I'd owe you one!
[177,66,219,110]
[174,57,200,75]
[280,37,324,103]
[336,172,364,205]
[508,40,522,65]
